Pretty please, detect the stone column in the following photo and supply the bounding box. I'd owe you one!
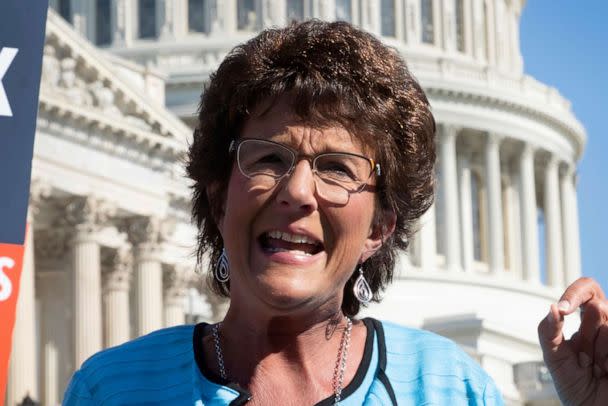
[519,144,541,283]
[136,245,163,335]
[112,0,134,45]
[472,0,484,61]
[458,152,474,272]
[72,0,95,40]
[164,265,189,327]
[37,269,70,406]
[173,0,188,37]
[405,0,418,44]
[418,203,437,270]
[102,245,133,347]
[313,0,336,20]
[484,134,504,274]
[67,197,112,368]
[263,0,286,27]
[159,0,177,38]
[6,208,38,405]
[544,156,564,288]
[485,0,496,65]
[463,0,473,54]
[34,223,72,406]
[394,0,404,40]
[221,0,237,33]
[441,0,456,51]
[361,0,381,35]
[127,217,172,336]
[561,166,582,285]
[505,171,523,278]
[438,125,461,272]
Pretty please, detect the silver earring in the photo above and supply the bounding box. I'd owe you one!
[353,265,372,304]
[214,248,230,283]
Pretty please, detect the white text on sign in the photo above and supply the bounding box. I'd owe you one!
[0,47,19,117]
[0,256,15,301]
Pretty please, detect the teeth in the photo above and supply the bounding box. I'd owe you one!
[266,247,312,256]
[267,230,317,245]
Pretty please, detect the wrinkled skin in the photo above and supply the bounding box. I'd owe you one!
[538,277,608,405]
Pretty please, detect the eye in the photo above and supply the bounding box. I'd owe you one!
[316,159,357,180]
[255,153,284,164]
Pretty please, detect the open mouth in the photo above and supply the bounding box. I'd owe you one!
[259,230,324,256]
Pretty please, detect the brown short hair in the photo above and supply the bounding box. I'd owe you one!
[186,20,436,316]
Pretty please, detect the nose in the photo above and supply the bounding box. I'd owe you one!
[276,160,318,212]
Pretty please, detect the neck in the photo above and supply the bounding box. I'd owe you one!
[214,304,352,391]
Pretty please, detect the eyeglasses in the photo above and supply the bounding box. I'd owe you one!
[229,138,381,205]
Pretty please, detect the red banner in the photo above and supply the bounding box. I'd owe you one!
[0,236,26,403]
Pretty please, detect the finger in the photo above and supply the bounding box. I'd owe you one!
[578,299,608,364]
[595,324,608,376]
[557,277,605,316]
[538,304,569,360]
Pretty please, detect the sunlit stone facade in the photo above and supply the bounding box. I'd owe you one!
[6,2,584,405]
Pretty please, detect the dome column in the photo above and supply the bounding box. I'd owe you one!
[418,203,437,270]
[561,166,582,285]
[361,0,381,35]
[484,134,504,274]
[519,144,540,283]
[405,0,419,45]
[441,0,457,51]
[221,0,237,33]
[504,171,523,278]
[544,156,564,288]
[438,125,461,272]
[313,0,336,20]
[458,152,474,272]
[111,0,135,45]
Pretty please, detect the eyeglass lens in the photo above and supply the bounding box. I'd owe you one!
[236,139,373,204]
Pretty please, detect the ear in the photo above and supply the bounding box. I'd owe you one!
[360,209,396,263]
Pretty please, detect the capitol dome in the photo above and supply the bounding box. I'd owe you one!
[6,2,584,406]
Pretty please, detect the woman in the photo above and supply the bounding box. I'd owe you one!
[64,21,608,405]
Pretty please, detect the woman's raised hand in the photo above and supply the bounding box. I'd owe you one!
[538,277,608,405]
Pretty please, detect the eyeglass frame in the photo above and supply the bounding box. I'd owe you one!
[228,138,382,194]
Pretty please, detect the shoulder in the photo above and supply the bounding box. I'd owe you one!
[63,325,196,405]
[373,319,504,406]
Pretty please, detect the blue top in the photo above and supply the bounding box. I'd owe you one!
[63,318,504,405]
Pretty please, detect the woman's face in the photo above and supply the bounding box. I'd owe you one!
[217,101,385,315]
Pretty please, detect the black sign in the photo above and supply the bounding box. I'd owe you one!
[0,1,48,244]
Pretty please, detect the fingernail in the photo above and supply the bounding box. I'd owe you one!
[594,364,604,378]
[558,300,570,312]
[578,352,592,368]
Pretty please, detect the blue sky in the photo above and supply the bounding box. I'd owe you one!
[520,1,608,292]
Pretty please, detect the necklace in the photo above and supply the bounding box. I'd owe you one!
[212,316,353,405]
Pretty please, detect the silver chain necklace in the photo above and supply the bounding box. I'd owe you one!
[212,316,353,405]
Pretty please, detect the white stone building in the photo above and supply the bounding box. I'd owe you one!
[7,1,585,405]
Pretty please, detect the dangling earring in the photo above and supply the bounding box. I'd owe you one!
[214,248,230,283]
[353,265,372,304]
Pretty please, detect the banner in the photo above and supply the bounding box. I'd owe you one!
[0,0,49,402]
[0,238,25,403]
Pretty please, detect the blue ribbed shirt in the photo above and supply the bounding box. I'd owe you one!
[63,318,504,405]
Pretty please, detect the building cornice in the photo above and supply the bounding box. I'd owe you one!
[46,9,192,146]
